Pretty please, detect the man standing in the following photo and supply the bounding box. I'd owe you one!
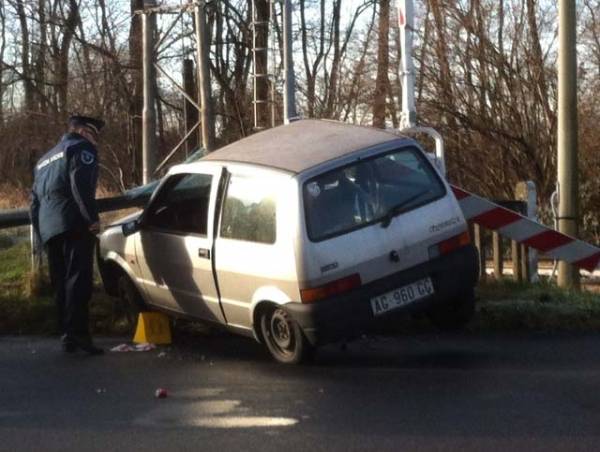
[30,115,105,355]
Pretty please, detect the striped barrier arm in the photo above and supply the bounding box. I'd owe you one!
[451,185,600,272]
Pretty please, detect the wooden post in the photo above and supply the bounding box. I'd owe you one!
[473,224,486,281]
[512,240,522,282]
[520,244,530,282]
[182,59,199,155]
[492,231,503,279]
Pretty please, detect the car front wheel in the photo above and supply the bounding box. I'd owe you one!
[112,273,146,333]
[260,306,313,364]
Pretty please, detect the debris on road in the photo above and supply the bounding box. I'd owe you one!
[110,343,157,352]
[154,388,168,399]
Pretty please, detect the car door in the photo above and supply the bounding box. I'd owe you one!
[214,169,298,331]
[134,168,225,323]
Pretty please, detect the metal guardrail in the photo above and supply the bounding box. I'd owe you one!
[0,193,152,230]
[0,192,528,231]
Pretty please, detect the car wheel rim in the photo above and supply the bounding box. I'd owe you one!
[269,309,294,353]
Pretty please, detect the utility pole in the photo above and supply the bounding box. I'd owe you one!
[182,59,199,155]
[283,0,297,124]
[142,1,157,184]
[557,0,579,288]
[195,1,215,151]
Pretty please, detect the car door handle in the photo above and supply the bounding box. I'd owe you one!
[198,248,211,259]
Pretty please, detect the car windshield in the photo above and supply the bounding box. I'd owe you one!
[303,146,446,241]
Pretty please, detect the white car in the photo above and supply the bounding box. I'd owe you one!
[98,120,478,363]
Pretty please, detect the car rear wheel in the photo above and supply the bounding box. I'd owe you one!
[112,273,146,333]
[260,306,314,364]
[428,288,475,331]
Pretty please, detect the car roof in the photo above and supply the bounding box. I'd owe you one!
[200,119,406,174]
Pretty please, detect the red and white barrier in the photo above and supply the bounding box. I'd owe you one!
[451,185,600,273]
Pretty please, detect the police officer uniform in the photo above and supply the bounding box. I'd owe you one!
[30,116,104,355]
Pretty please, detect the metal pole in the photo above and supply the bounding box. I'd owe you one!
[557,0,579,288]
[283,0,297,124]
[195,2,215,151]
[142,6,157,184]
[183,59,199,155]
[269,0,277,127]
[397,0,416,129]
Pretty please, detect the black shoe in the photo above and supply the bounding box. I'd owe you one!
[68,335,104,355]
[61,335,77,353]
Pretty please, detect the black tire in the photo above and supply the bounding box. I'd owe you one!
[428,288,475,331]
[112,273,146,333]
[260,306,314,364]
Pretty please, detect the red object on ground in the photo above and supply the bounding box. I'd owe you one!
[155,388,168,399]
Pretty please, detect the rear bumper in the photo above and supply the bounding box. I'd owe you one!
[285,245,479,345]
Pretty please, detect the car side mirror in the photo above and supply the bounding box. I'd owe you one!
[122,219,141,237]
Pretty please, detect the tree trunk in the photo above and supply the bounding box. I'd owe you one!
[254,0,269,129]
[14,0,35,113]
[56,0,80,113]
[373,0,390,128]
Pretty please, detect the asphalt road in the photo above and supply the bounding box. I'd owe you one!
[1,331,600,452]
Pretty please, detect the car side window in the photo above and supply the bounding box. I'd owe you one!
[220,174,276,244]
[144,173,212,235]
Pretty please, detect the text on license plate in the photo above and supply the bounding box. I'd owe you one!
[370,277,434,316]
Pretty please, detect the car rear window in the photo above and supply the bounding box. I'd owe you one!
[303,147,446,241]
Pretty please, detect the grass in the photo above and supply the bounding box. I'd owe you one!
[0,241,55,334]
[0,237,599,335]
[0,237,120,335]
[474,278,600,331]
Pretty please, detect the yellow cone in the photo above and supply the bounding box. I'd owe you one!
[133,312,172,344]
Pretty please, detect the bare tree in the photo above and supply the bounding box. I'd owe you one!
[373,0,390,128]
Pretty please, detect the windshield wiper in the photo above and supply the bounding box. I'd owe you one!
[379,189,429,228]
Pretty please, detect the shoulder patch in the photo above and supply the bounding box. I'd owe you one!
[81,150,95,165]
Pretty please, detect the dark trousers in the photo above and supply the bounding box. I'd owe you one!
[45,229,95,338]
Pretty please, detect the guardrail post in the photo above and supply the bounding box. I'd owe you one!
[30,226,44,294]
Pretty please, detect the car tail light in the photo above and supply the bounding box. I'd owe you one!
[428,231,471,259]
[300,273,362,304]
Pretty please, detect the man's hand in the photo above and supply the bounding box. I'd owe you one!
[89,222,101,234]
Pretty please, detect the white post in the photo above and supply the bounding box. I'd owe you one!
[397,0,446,175]
[397,0,416,129]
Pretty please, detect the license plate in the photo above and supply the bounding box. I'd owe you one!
[370,277,434,316]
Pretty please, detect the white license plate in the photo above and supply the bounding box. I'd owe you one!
[370,277,434,316]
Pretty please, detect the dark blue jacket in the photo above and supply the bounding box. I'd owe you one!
[30,133,99,244]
